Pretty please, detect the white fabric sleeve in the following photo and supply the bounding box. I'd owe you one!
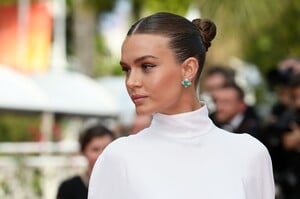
[88,143,127,199]
[242,137,275,199]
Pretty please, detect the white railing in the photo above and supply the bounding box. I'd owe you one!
[0,142,87,199]
[0,141,79,154]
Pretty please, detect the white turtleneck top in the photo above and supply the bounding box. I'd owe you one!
[88,105,275,199]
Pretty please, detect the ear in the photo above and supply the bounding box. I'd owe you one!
[240,102,247,112]
[181,57,199,81]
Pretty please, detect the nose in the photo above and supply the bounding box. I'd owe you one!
[126,70,142,89]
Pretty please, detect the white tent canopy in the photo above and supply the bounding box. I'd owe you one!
[0,66,51,112]
[0,65,121,118]
[98,76,135,125]
[31,71,119,117]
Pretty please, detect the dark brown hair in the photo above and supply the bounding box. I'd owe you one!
[79,124,115,152]
[222,83,245,101]
[127,12,216,85]
[290,74,300,89]
[205,66,236,85]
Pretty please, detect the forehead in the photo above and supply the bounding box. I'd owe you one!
[88,135,112,145]
[205,73,226,84]
[215,88,239,99]
[121,34,172,60]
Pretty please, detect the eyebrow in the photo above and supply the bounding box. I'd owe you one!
[120,55,158,66]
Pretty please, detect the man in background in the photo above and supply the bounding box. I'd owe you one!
[210,83,261,139]
[201,66,236,112]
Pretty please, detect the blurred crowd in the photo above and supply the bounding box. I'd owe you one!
[55,113,152,199]
[201,57,300,199]
[55,56,300,199]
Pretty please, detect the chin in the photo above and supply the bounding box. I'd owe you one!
[135,107,154,115]
[136,110,151,115]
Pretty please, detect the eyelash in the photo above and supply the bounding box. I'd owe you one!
[121,63,156,74]
[121,66,130,73]
[142,63,155,70]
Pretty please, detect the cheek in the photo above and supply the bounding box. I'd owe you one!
[294,89,300,107]
[228,103,240,115]
[219,107,231,115]
[85,149,103,163]
[295,96,300,108]
[150,69,181,94]
[154,78,181,108]
[217,102,234,115]
[216,101,228,110]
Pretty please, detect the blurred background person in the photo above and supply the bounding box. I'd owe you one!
[266,57,300,124]
[210,83,261,139]
[263,74,300,199]
[262,57,300,199]
[56,123,115,199]
[201,66,236,112]
[282,75,300,151]
[202,66,236,95]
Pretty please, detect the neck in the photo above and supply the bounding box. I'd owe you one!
[81,171,90,187]
[182,93,202,112]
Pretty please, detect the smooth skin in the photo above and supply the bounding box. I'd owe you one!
[203,73,227,94]
[83,135,113,175]
[120,34,201,115]
[213,87,246,124]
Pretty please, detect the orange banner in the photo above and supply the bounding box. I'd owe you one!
[0,2,52,73]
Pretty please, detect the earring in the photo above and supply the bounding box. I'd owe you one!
[181,78,191,88]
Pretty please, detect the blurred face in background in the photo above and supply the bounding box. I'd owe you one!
[292,86,300,111]
[213,87,246,124]
[275,85,292,107]
[203,73,226,96]
[83,135,113,173]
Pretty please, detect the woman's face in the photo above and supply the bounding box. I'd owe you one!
[83,135,112,173]
[121,34,186,115]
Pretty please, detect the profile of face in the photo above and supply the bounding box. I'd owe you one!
[213,87,246,123]
[120,12,216,115]
[121,34,187,115]
[82,135,113,173]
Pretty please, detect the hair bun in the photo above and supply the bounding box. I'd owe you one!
[192,19,216,51]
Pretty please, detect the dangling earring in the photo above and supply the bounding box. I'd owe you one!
[181,78,191,88]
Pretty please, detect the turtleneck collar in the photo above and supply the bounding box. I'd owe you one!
[149,105,214,138]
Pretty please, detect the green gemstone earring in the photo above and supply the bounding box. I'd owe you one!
[181,78,191,88]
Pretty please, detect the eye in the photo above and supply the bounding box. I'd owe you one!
[142,63,155,71]
[121,66,131,74]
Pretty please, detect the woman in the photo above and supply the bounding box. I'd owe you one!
[57,124,114,199]
[88,12,274,199]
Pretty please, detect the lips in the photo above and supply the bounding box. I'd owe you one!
[131,95,147,104]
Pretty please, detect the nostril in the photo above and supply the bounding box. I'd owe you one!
[126,78,134,87]
[126,76,141,88]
